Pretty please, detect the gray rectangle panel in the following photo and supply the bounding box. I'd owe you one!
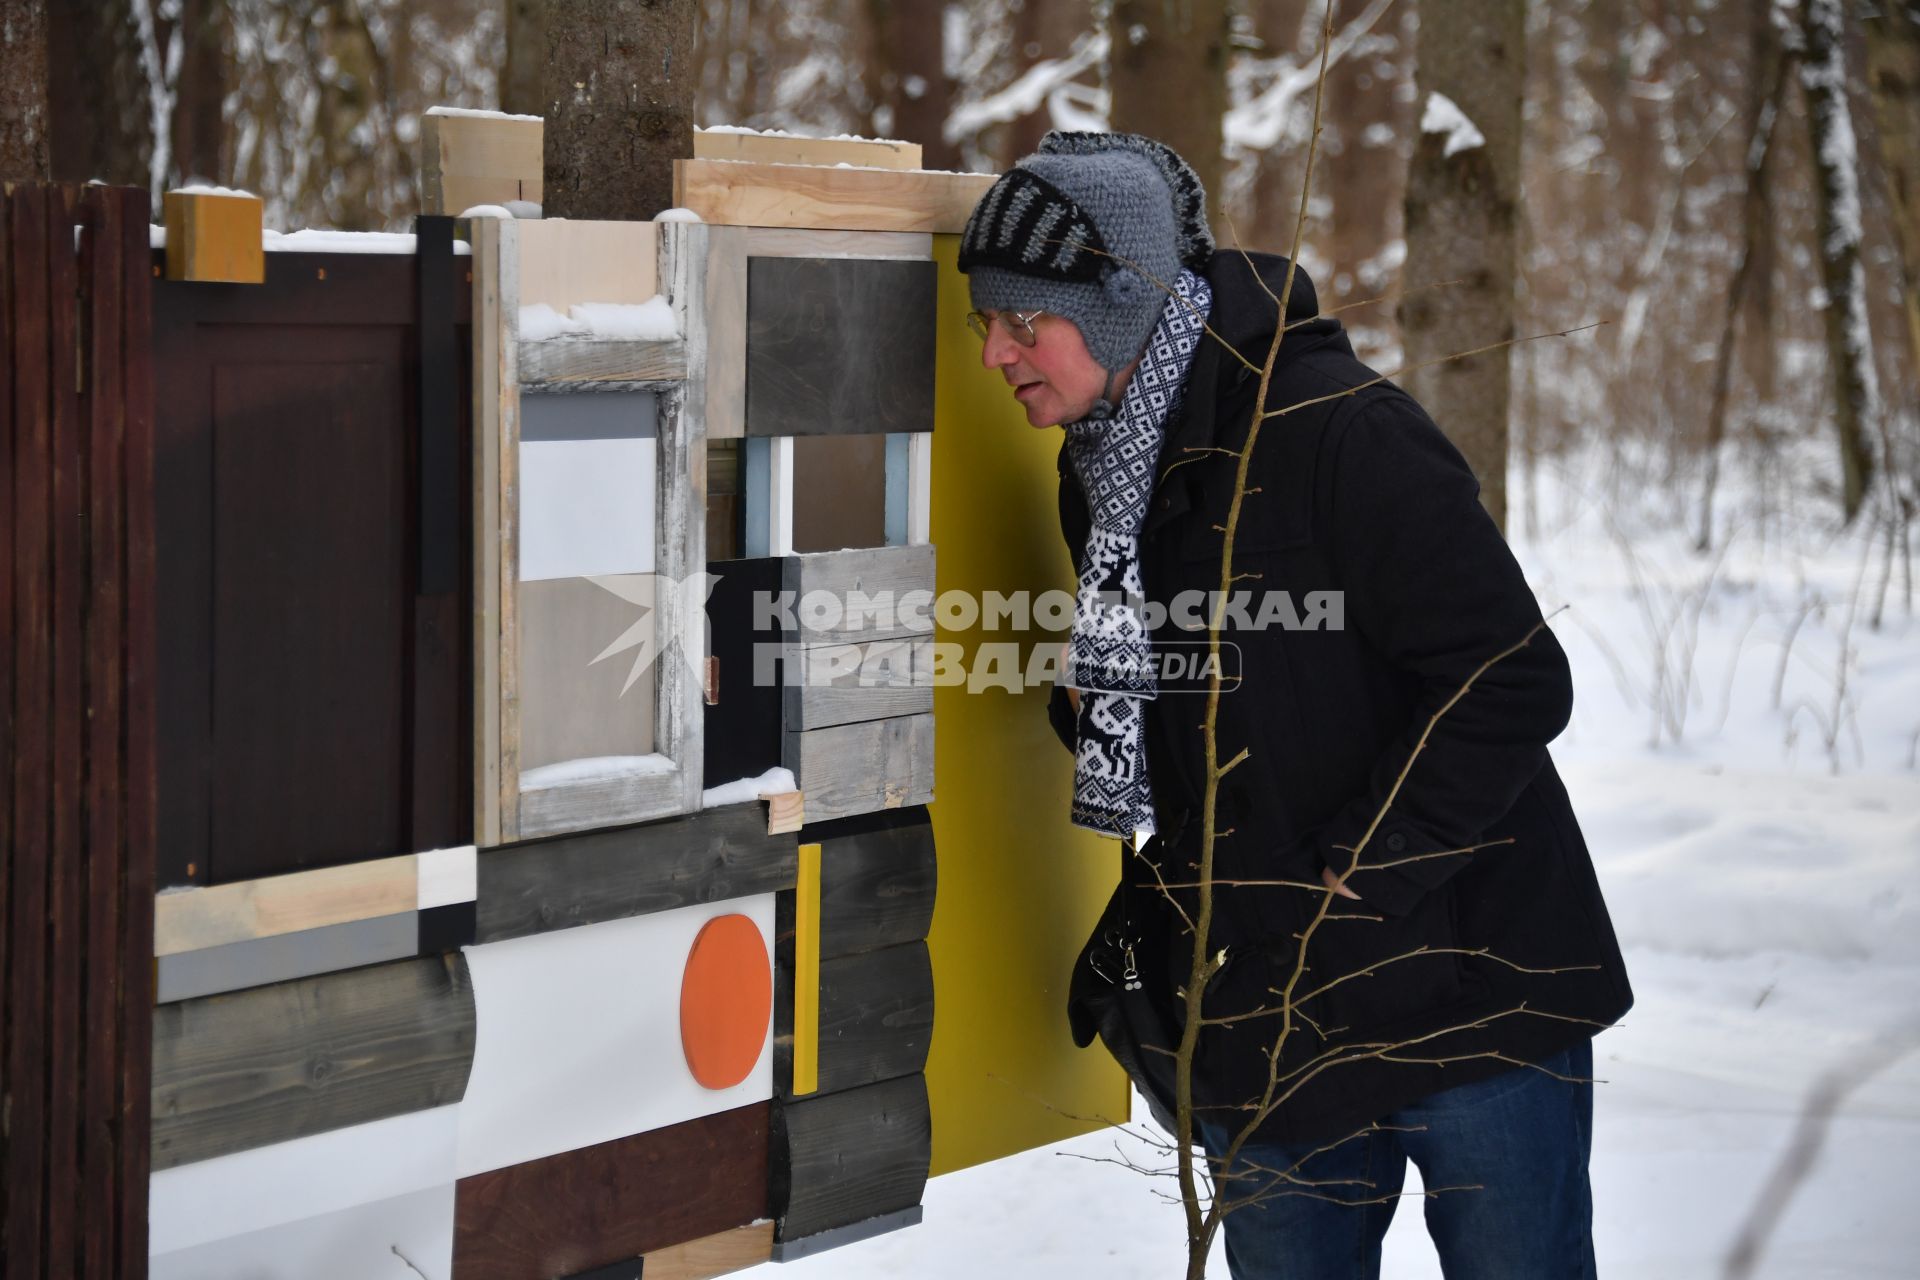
[156,911,421,1004]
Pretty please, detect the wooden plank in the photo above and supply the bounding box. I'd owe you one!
[785,636,933,731]
[783,545,935,647]
[765,792,803,836]
[162,189,265,283]
[472,218,505,847]
[119,179,161,1278]
[745,256,936,437]
[740,227,932,259]
[5,183,51,1280]
[518,335,687,385]
[642,1221,775,1280]
[474,802,796,944]
[792,844,821,1097]
[656,222,710,822]
[516,762,688,841]
[151,953,477,1170]
[0,183,14,1271]
[907,430,932,546]
[816,809,937,958]
[702,225,748,440]
[674,159,994,234]
[772,1074,930,1242]
[770,1204,921,1262]
[153,852,419,956]
[156,911,421,1004]
[422,109,543,215]
[451,1103,769,1280]
[785,713,934,826]
[694,129,922,171]
[800,941,932,1097]
[45,182,88,1273]
[517,218,658,314]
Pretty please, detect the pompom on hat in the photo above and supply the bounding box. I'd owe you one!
[959,131,1214,374]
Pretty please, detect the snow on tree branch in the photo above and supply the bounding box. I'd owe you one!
[1420,92,1486,158]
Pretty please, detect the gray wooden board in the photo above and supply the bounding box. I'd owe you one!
[150,954,476,1170]
[802,941,933,1098]
[520,390,659,440]
[474,801,797,944]
[785,714,934,826]
[772,1073,930,1242]
[518,336,687,386]
[769,1205,923,1263]
[155,911,420,1004]
[744,257,936,437]
[783,545,935,647]
[784,637,933,732]
[818,817,936,958]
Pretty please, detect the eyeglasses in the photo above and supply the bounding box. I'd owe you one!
[965,309,1044,347]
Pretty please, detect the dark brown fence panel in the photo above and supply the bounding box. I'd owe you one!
[0,181,157,1280]
[154,242,472,888]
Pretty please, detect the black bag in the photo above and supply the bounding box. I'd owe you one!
[1066,840,1184,1135]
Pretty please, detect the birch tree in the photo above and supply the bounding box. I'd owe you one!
[1800,0,1879,524]
[1399,0,1526,533]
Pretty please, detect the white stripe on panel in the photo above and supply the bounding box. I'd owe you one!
[415,844,478,911]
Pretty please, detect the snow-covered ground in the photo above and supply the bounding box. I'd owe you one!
[754,447,1920,1278]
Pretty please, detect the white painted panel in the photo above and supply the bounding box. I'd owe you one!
[519,435,657,581]
[416,844,478,910]
[150,1184,456,1280]
[148,1104,460,1255]
[456,894,775,1178]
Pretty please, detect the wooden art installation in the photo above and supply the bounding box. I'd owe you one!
[0,125,1123,1280]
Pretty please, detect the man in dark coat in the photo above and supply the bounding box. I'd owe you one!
[959,132,1632,1279]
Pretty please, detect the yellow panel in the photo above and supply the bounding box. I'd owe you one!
[926,234,1129,1176]
[793,842,822,1097]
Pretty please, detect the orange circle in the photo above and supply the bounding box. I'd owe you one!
[679,913,773,1090]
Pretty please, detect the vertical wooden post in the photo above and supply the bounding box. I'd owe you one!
[542,0,697,219]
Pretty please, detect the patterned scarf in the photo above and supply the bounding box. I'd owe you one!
[1064,268,1212,837]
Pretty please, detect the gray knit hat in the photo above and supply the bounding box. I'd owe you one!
[960,131,1214,373]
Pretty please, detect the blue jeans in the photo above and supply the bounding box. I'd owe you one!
[1199,1040,1596,1280]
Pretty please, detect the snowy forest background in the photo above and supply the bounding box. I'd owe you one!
[44,2,1920,1275]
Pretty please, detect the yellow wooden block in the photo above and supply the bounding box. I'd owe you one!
[694,127,922,171]
[925,234,1130,1175]
[421,108,543,215]
[162,189,264,284]
[792,841,822,1097]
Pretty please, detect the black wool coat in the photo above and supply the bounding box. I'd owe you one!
[1052,251,1633,1148]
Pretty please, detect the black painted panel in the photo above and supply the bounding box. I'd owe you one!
[745,257,936,437]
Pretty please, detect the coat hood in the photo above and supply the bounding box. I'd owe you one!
[1199,248,1342,367]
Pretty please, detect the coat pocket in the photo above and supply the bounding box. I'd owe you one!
[1295,883,1465,1043]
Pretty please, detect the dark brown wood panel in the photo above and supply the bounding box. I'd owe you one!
[117,187,160,1278]
[475,802,797,944]
[453,1103,770,1280]
[744,256,936,437]
[772,1074,929,1243]
[45,182,87,1274]
[150,953,477,1170]
[5,182,52,1280]
[211,356,408,877]
[80,186,128,1280]
[816,808,936,959]
[1,183,156,1280]
[154,249,473,887]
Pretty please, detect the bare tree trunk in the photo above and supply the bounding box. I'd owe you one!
[1801,0,1879,525]
[544,0,697,219]
[1698,10,1792,553]
[172,0,228,184]
[1323,3,1413,329]
[47,0,150,188]
[863,0,959,168]
[1109,0,1231,208]
[1400,0,1526,532]
[996,0,1095,167]
[503,0,547,118]
[0,0,51,181]
[1865,1,1920,384]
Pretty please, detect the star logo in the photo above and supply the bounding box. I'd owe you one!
[585,570,721,692]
